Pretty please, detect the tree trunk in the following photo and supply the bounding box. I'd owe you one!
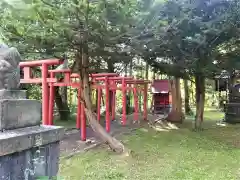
[95,89,98,113]
[184,79,192,115]
[170,78,177,110]
[55,86,70,120]
[124,63,131,114]
[68,88,73,107]
[166,77,184,123]
[77,42,124,153]
[128,59,133,113]
[229,70,236,87]
[194,74,205,130]
[145,62,149,80]
[190,79,195,105]
[153,70,156,80]
[175,78,183,116]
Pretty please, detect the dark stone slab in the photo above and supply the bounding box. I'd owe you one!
[0,90,26,99]
[45,142,60,177]
[0,99,41,131]
[0,125,64,156]
[225,103,240,123]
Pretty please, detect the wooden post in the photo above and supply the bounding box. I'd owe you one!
[122,78,127,125]
[105,77,110,132]
[81,101,86,141]
[76,88,81,129]
[133,83,139,122]
[97,87,102,121]
[23,67,32,79]
[48,72,55,125]
[42,63,49,125]
[143,83,148,121]
[112,89,116,121]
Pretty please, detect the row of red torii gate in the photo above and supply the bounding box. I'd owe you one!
[19,59,172,141]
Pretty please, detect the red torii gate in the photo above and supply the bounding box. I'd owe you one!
[19,59,150,141]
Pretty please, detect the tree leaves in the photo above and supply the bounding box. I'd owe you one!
[1,0,240,77]
[133,0,240,78]
[0,0,141,72]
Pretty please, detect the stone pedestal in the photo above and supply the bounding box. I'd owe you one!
[225,103,240,123]
[0,90,26,100]
[0,90,64,180]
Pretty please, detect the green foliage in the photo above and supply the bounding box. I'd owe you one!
[132,0,240,78]
[1,0,240,75]
[1,0,240,120]
[3,0,239,78]
[0,0,140,72]
[27,85,42,100]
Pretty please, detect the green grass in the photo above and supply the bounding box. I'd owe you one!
[54,109,224,129]
[204,109,224,120]
[59,110,240,180]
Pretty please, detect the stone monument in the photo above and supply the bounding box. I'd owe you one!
[0,45,64,179]
[225,83,240,123]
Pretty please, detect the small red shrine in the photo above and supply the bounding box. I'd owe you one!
[151,79,172,114]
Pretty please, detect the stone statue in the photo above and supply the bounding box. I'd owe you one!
[0,44,21,90]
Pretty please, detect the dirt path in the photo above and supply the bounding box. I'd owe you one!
[59,120,139,158]
[59,113,167,158]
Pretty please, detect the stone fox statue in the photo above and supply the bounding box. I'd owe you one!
[0,44,21,90]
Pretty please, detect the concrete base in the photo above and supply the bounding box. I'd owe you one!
[0,125,64,156]
[0,90,26,99]
[0,142,60,180]
[0,89,64,179]
[0,125,64,179]
[0,99,41,131]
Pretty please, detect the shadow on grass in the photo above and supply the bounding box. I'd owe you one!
[59,109,240,180]
[54,115,77,129]
[60,122,240,180]
[145,109,240,149]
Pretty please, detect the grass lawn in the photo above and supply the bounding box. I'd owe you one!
[59,110,240,180]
